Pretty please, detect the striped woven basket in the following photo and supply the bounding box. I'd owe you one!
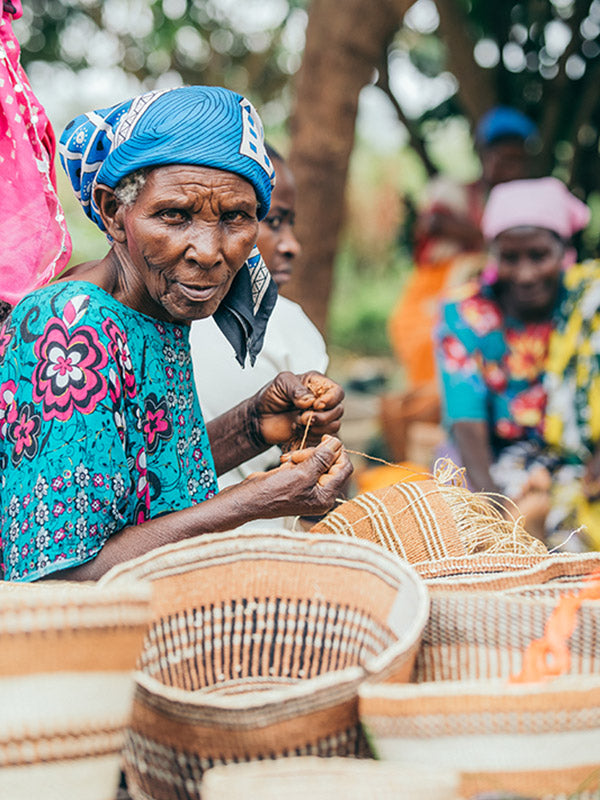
[101,530,430,800]
[0,581,151,800]
[415,551,600,588]
[359,676,600,799]
[415,588,600,682]
[201,756,459,800]
[311,475,546,562]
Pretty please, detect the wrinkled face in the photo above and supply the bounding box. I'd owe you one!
[116,164,259,322]
[480,138,530,188]
[257,159,300,288]
[494,227,564,317]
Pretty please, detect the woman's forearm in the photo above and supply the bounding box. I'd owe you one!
[45,481,265,582]
[452,420,499,494]
[207,395,269,476]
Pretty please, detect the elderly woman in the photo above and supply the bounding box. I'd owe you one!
[436,176,598,548]
[0,86,351,582]
[190,145,329,529]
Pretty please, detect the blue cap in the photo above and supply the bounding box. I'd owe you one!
[476,106,537,147]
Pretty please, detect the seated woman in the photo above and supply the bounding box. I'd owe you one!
[190,145,328,529]
[0,86,352,582]
[436,176,596,549]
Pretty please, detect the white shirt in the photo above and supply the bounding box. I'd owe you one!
[190,295,329,528]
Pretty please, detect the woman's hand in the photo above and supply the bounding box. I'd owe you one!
[253,371,344,449]
[243,435,352,517]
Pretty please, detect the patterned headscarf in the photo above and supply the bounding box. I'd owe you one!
[58,86,277,366]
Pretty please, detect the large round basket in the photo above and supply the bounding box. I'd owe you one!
[101,529,429,800]
[0,580,151,800]
[359,675,600,799]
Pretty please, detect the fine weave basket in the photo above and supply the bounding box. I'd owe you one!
[311,471,546,562]
[0,580,151,800]
[359,676,600,799]
[201,757,459,800]
[415,551,600,588]
[101,530,429,800]
[414,588,600,682]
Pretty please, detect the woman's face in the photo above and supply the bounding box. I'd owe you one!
[494,227,564,318]
[257,159,300,288]
[112,164,259,323]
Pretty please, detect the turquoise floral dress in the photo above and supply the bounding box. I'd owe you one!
[436,280,561,447]
[435,274,600,550]
[0,281,218,581]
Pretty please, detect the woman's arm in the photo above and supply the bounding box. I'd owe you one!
[45,436,351,582]
[452,420,499,494]
[207,371,344,476]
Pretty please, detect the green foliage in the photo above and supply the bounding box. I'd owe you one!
[396,0,600,201]
[328,245,412,356]
[15,0,309,110]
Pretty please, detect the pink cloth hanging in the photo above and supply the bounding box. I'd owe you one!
[0,1,72,306]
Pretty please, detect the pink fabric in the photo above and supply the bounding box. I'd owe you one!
[482,177,590,242]
[0,1,71,306]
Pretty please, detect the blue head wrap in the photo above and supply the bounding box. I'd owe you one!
[59,86,275,227]
[58,86,278,366]
[476,106,537,147]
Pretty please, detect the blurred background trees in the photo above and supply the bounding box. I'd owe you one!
[16,0,600,342]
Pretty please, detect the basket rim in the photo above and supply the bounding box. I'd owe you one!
[134,664,364,712]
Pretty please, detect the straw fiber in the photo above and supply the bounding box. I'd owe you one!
[0,581,150,800]
[101,530,429,800]
[201,757,459,800]
[311,470,546,562]
[360,676,600,799]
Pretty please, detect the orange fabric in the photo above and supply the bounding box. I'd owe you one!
[511,569,600,683]
[357,463,429,494]
[388,259,454,387]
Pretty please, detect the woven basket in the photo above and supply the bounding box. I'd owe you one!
[201,756,459,800]
[311,476,546,562]
[415,551,600,588]
[101,530,430,800]
[359,676,600,799]
[415,588,600,682]
[0,581,151,800]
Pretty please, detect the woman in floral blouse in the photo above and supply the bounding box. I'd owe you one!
[436,177,599,548]
[0,86,351,581]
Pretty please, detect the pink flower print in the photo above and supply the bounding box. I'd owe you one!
[495,418,525,441]
[6,401,41,465]
[92,473,104,488]
[52,501,65,518]
[510,384,547,429]
[51,476,64,491]
[440,335,477,374]
[102,318,137,399]
[482,362,508,393]
[460,295,502,336]
[143,393,173,454]
[0,379,18,439]
[32,318,108,421]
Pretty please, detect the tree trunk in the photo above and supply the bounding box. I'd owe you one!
[434,0,497,126]
[285,0,412,334]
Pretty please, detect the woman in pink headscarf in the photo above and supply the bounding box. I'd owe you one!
[436,177,599,550]
[0,1,71,320]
